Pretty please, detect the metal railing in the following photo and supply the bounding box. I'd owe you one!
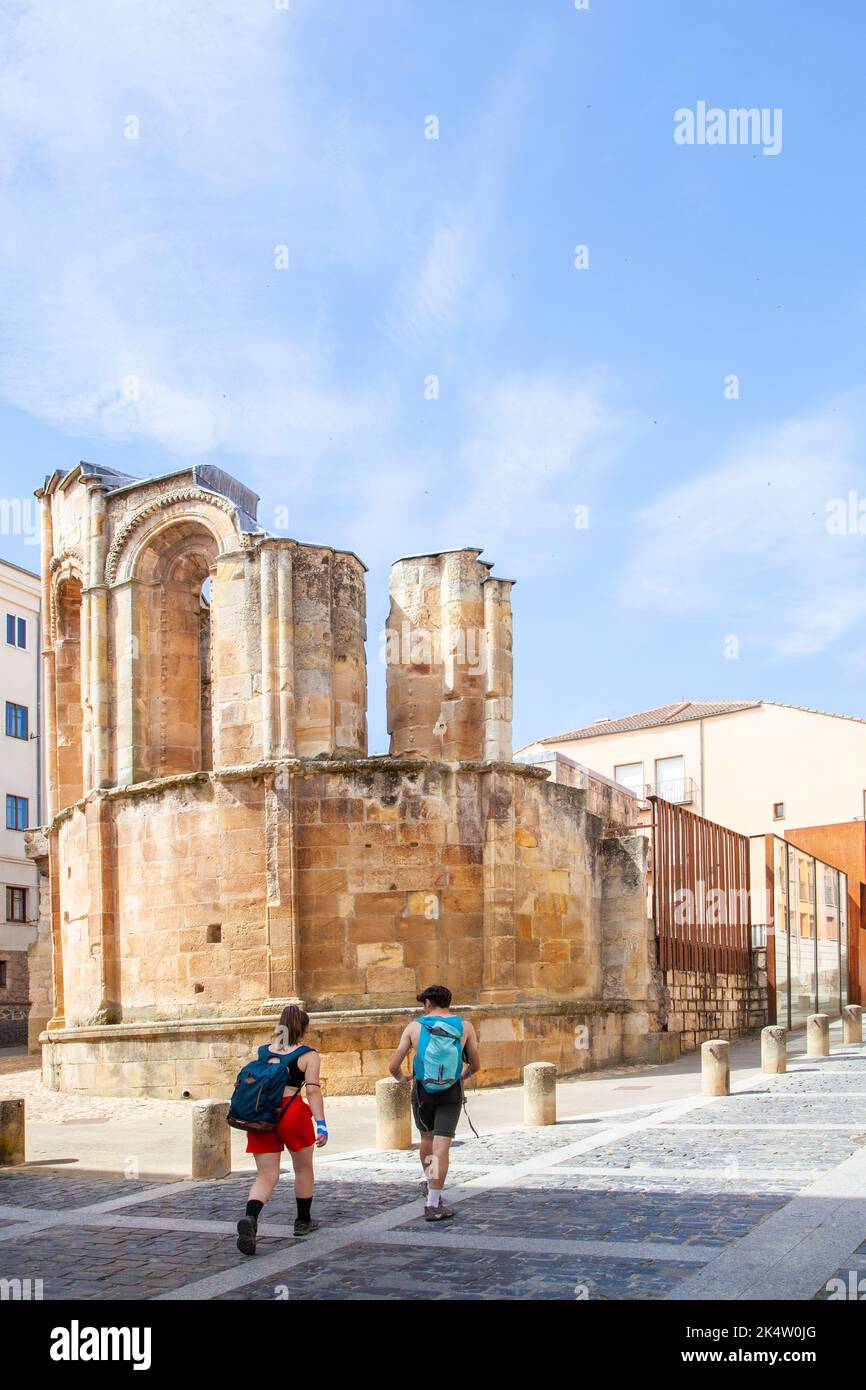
[650,795,751,975]
[634,777,697,809]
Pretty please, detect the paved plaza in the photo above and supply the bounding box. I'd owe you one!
[2,1024,866,1302]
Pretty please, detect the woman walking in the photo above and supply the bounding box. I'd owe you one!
[236,1004,328,1255]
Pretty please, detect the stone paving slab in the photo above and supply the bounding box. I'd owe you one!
[0,1224,294,1300]
[389,1182,788,1248]
[572,1129,863,1170]
[657,1095,866,1126]
[324,1124,608,1169]
[0,1171,159,1210]
[132,1175,421,1227]
[212,1238,699,1301]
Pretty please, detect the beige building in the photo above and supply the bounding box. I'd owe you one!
[519,699,866,837]
[0,558,42,1046]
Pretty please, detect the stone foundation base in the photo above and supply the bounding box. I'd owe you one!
[663,947,769,1053]
[41,999,654,1099]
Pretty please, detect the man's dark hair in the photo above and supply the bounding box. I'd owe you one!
[417,983,452,1009]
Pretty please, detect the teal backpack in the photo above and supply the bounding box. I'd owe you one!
[413,1015,464,1092]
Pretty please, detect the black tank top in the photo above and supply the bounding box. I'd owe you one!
[263,1044,313,1090]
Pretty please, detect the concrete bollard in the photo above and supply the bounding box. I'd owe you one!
[842,1004,863,1045]
[376,1076,412,1150]
[191,1100,231,1178]
[0,1098,25,1166]
[701,1039,730,1096]
[761,1025,787,1074]
[806,1013,830,1058]
[523,1062,557,1126]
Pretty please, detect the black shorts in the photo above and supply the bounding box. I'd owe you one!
[411,1080,462,1138]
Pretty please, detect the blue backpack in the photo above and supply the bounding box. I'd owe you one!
[413,1016,464,1093]
[227,1044,313,1132]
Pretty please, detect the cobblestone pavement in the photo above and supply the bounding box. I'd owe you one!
[3,1037,866,1301]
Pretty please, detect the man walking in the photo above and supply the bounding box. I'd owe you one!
[389,984,481,1222]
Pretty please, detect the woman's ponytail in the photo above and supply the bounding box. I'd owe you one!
[276,1003,309,1048]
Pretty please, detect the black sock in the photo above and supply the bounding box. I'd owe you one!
[246,1200,264,1221]
[296,1196,313,1222]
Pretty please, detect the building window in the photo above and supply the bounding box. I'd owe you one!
[655,755,687,801]
[0,961,6,989]
[5,796,28,831]
[614,762,644,795]
[773,801,786,820]
[5,614,26,649]
[6,887,26,922]
[5,702,28,740]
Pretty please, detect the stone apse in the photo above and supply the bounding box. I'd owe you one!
[28,461,664,1097]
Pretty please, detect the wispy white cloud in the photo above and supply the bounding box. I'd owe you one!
[623,400,866,657]
[0,0,395,459]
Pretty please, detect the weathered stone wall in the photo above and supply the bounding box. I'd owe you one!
[23,830,53,1050]
[40,1000,634,1099]
[0,949,29,1046]
[519,751,640,834]
[663,947,768,1052]
[36,757,660,1095]
[47,760,651,1030]
[296,764,611,1009]
[601,835,661,1059]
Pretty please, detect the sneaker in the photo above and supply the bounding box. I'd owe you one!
[424,1204,455,1223]
[236,1215,257,1256]
[293,1217,321,1237]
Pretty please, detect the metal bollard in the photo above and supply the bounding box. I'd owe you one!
[376,1076,412,1150]
[842,1004,863,1046]
[806,1013,830,1058]
[761,1025,787,1074]
[701,1039,730,1096]
[0,1097,25,1166]
[523,1062,557,1126]
[191,1100,231,1178]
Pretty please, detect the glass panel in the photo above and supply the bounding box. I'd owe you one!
[816,860,841,1015]
[839,872,849,1010]
[774,838,790,1028]
[789,846,817,1027]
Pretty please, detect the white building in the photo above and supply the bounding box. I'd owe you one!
[0,558,42,1045]
[518,699,866,837]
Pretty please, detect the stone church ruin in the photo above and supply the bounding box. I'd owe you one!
[26,461,666,1097]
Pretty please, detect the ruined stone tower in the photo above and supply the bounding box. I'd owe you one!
[29,461,656,1099]
[386,550,513,762]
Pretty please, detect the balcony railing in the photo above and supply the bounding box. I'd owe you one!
[633,777,697,809]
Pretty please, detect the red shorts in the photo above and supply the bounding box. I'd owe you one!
[246,1097,315,1154]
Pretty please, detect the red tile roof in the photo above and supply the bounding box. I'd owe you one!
[535,700,762,744]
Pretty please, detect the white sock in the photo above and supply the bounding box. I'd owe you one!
[427,1187,442,1208]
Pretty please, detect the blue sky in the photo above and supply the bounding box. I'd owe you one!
[1,0,865,752]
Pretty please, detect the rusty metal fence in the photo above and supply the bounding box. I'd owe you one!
[650,795,751,974]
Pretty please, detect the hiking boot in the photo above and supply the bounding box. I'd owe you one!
[424,1204,455,1223]
[236,1215,257,1256]
[293,1217,321,1237]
